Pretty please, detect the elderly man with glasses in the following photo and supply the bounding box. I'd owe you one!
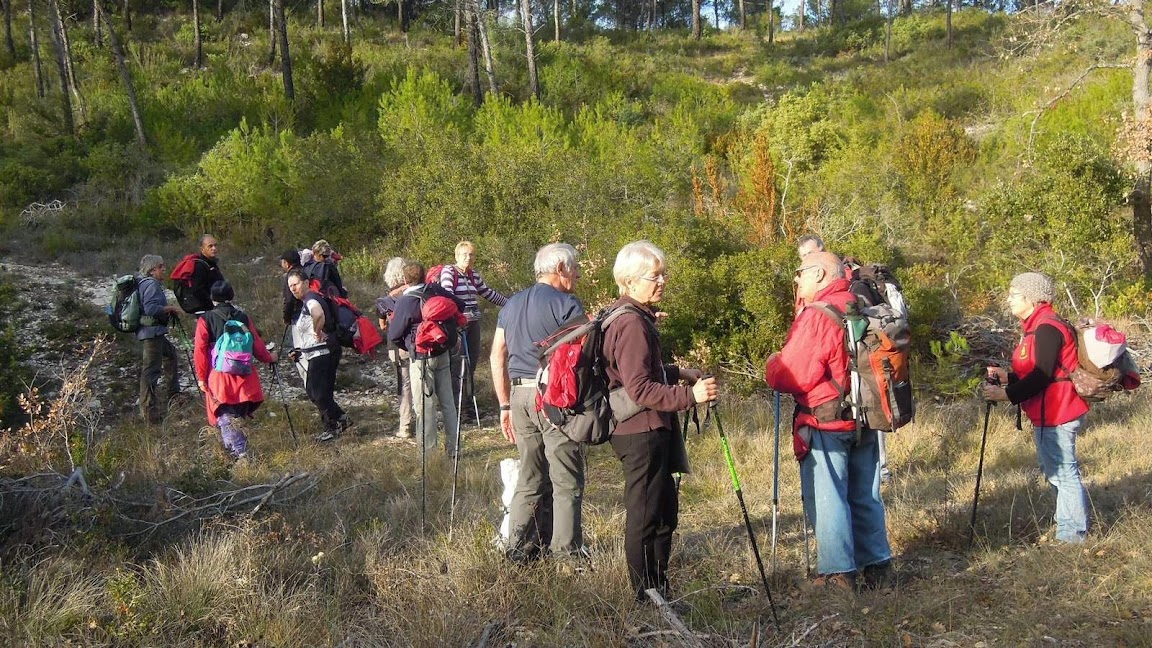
[765,251,894,592]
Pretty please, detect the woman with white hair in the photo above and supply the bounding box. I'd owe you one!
[601,240,718,603]
[983,272,1090,543]
[376,257,415,438]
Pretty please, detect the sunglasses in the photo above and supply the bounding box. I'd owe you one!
[794,265,819,279]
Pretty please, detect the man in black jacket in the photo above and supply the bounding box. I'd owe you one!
[181,234,226,315]
[280,248,303,325]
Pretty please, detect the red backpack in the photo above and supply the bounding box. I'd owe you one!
[169,253,205,313]
[534,305,645,445]
[306,280,383,358]
[415,295,466,356]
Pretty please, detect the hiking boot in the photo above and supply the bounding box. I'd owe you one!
[337,415,354,434]
[314,428,339,443]
[395,429,412,439]
[861,561,894,591]
[808,571,856,592]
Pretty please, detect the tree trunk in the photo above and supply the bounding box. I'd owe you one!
[475,2,497,94]
[95,1,146,146]
[946,0,953,49]
[122,0,131,32]
[193,0,203,68]
[454,0,461,45]
[553,0,558,42]
[520,0,538,99]
[317,0,324,28]
[399,0,409,33]
[216,0,222,21]
[712,0,718,31]
[275,0,293,100]
[691,0,700,40]
[46,0,75,135]
[768,0,775,43]
[3,0,15,57]
[798,0,804,31]
[268,0,276,65]
[1129,0,1152,275]
[28,0,44,98]
[92,0,103,48]
[739,0,746,30]
[465,0,481,105]
[899,0,911,15]
[884,0,893,62]
[340,0,349,44]
[50,0,86,122]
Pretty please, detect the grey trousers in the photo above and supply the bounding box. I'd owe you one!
[507,384,585,560]
[410,351,460,454]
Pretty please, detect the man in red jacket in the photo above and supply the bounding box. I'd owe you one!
[765,251,893,592]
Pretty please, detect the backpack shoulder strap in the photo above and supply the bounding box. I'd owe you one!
[204,308,229,342]
[601,304,646,329]
[808,301,846,326]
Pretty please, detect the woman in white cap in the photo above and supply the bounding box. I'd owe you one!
[983,272,1089,543]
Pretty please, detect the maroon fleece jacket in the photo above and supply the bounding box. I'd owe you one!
[602,297,695,435]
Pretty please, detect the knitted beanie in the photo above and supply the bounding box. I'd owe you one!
[1009,272,1055,304]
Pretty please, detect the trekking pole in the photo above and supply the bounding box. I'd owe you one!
[968,376,998,546]
[801,499,813,577]
[270,361,299,449]
[711,400,780,628]
[172,316,203,397]
[419,358,429,534]
[461,335,481,428]
[771,391,781,575]
[449,346,467,534]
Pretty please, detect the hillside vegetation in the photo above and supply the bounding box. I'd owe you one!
[1,2,1151,646]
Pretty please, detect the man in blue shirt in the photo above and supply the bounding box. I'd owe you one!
[137,254,184,424]
[490,243,585,564]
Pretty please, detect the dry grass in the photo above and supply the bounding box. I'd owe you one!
[2,390,1151,646]
[2,260,1151,646]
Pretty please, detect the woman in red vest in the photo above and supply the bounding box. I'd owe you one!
[984,272,1089,543]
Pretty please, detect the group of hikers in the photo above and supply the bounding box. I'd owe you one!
[125,231,1116,601]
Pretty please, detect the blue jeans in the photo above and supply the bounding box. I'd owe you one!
[1034,417,1089,543]
[800,426,892,575]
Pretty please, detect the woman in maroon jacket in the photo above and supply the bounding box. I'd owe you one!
[602,240,717,603]
[984,272,1090,543]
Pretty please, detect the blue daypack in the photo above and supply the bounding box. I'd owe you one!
[212,319,254,376]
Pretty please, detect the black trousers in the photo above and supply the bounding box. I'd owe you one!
[610,427,679,600]
[305,347,344,428]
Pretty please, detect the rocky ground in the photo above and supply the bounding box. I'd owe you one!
[1,260,407,432]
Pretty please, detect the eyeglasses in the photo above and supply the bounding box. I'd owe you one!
[794,265,819,279]
[639,273,668,284]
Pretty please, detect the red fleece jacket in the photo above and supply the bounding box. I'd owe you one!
[765,278,857,434]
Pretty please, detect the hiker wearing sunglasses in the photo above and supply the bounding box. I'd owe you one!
[602,240,718,604]
[766,251,893,592]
